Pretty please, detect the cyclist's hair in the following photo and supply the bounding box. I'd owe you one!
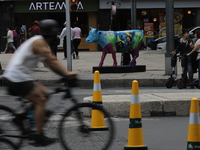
[195,30,200,39]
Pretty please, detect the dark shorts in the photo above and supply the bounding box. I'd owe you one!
[4,78,35,97]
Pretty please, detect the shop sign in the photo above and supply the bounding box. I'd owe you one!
[29,1,84,11]
[144,23,154,37]
[159,10,183,37]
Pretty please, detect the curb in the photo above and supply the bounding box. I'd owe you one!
[0,78,167,88]
[84,95,192,117]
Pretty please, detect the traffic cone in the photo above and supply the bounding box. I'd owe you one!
[187,98,200,150]
[90,70,108,130]
[124,80,148,150]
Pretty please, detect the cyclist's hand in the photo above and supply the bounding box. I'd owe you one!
[61,74,79,87]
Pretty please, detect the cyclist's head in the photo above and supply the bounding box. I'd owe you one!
[39,19,59,38]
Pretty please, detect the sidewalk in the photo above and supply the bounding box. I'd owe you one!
[0,50,199,117]
[0,50,191,88]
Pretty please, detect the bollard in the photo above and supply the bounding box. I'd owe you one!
[187,98,200,150]
[90,70,108,130]
[124,80,148,150]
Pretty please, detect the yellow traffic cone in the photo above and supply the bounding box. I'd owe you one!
[124,80,148,150]
[90,70,108,130]
[187,98,200,150]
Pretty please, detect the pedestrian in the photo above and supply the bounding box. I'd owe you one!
[1,27,16,54]
[19,25,25,45]
[72,22,81,59]
[27,20,40,39]
[2,19,77,146]
[59,21,74,60]
[187,30,200,87]
[13,27,19,48]
[172,30,195,88]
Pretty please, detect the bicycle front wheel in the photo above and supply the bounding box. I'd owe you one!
[58,103,115,150]
[0,137,18,150]
[0,105,23,148]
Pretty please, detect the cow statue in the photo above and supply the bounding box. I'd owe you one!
[86,27,144,67]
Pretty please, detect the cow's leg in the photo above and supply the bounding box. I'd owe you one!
[129,49,139,66]
[99,50,107,67]
[111,50,117,67]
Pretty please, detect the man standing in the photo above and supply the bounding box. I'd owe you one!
[59,21,74,59]
[1,27,16,54]
[172,30,195,87]
[28,20,40,39]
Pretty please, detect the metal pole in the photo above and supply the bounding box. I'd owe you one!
[65,0,72,71]
[165,0,174,75]
[131,0,136,29]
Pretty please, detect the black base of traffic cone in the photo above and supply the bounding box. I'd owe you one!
[124,146,148,150]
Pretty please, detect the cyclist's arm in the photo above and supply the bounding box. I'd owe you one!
[32,39,76,76]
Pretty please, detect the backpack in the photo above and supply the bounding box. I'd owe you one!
[28,27,35,39]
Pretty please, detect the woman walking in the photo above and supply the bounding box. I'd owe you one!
[187,30,200,87]
[72,22,81,59]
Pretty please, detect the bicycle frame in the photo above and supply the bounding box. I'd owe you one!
[0,87,84,139]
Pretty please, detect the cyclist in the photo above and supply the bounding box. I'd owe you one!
[2,19,77,146]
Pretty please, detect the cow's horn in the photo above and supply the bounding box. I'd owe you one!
[88,25,93,30]
[97,25,99,31]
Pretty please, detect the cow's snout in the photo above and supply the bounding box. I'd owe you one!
[85,38,91,43]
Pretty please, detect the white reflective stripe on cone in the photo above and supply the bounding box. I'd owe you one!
[189,113,200,124]
[93,83,101,91]
[131,95,140,104]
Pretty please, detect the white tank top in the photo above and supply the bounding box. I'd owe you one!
[3,35,46,82]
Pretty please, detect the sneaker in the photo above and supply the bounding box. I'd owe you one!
[76,56,79,59]
[29,133,56,146]
[1,52,5,54]
[63,58,67,60]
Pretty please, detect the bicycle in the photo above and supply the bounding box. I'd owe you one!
[0,137,17,150]
[0,76,115,150]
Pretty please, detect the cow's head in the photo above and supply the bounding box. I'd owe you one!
[86,27,101,44]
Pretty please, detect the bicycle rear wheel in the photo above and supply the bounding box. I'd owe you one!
[0,137,18,150]
[58,103,115,150]
[0,105,23,148]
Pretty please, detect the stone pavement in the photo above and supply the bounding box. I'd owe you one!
[0,50,191,87]
[0,50,199,116]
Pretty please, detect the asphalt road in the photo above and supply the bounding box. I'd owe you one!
[12,117,189,150]
[0,87,194,150]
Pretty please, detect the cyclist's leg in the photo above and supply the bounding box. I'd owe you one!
[23,82,56,146]
[23,82,49,134]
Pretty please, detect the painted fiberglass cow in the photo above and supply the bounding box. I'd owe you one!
[86,27,144,67]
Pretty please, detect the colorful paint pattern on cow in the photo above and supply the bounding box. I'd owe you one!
[86,27,144,66]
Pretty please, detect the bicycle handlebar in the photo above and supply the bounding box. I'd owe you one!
[58,74,79,88]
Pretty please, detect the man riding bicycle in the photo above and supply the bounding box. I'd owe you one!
[2,19,77,146]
